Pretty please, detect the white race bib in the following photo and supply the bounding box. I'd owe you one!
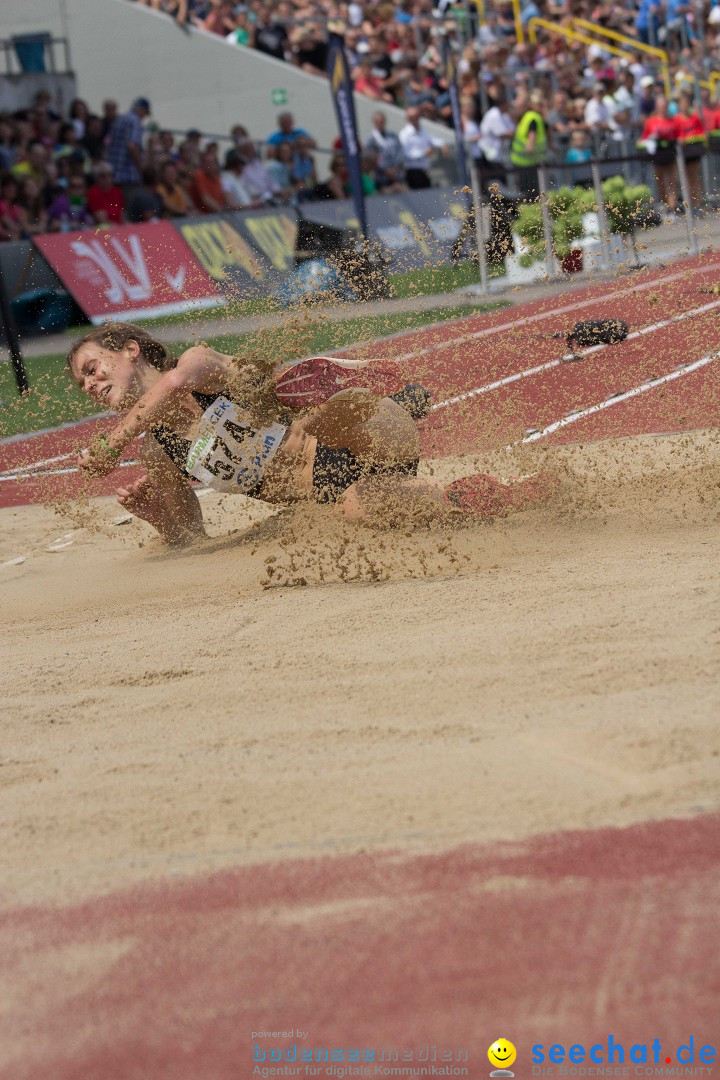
[186,396,287,494]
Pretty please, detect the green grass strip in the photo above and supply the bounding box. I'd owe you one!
[0,301,505,440]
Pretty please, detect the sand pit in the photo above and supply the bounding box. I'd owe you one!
[1,431,718,910]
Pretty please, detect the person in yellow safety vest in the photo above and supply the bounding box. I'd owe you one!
[510,89,548,200]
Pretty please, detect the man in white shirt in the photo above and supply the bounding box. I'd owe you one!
[236,139,281,204]
[220,149,259,209]
[365,111,405,189]
[584,83,613,134]
[479,99,515,166]
[398,106,448,189]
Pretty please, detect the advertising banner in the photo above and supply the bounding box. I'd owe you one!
[302,188,469,270]
[327,31,367,238]
[177,215,272,297]
[34,222,224,323]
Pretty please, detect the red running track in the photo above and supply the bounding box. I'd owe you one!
[2,252,720,507]
[2,258,719,1079]
[2,815,718,1080]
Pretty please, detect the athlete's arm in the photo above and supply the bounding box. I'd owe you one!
[116,432,206,546]
[96,346,238,463]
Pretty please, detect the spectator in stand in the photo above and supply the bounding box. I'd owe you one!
[101,99,119,140]
[265,142,295,195]
[11,140,49,185]
[360,149,379,195]
[614,68,641,123]
[365,111,405,191]
[47,175,94,231]
[82,115,107,163]
[229,123,250,148]
[157,159,194,216]
[639,95,679,215]
[197,0,236,35]
[0,173,23,242]
[289,26,329,76]
[353,57,395,102]
[546,90,574,158]
[220,149,258,208]
[126,166,165,222]
[107,97,151,194]
[674,89,706,208]
[635,0,662,46]
[69,99,90,140]
[17,176,48,236]
[190,148,228,213]
[87,163,126,224]
[0,120,18,171]
[226,8,254,46]
[584,82,614,142]
[700,87,720,133]
[253,9,289,61]
[289,134,317,192]
[267,112,316,148]
[155,130,176,160]
[638,76,658,119]
[398,106,447,189]
[510,89,548,199]
[478,95,515,182]
[54,122,91,173]
[237,139,281,204]
[565,129,592,163]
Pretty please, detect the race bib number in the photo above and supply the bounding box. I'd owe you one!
[186,396,287,494]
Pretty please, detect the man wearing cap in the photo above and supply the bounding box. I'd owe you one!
[106,97,151,198]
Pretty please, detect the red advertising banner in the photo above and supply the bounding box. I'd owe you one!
[34,222,225,323]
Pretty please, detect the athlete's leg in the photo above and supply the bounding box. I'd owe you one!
[303,390,421,467]
[339,471,555,525]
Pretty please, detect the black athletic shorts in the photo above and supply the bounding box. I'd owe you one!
[311,444,419,505]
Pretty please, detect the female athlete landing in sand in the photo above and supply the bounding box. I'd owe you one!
[70,324,550,545]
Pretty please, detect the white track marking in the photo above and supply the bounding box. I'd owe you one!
[393,260,720,363]
[429,295,720,411]
[3,260,719,487]
[0,458,139,483]
[515,353,717,446]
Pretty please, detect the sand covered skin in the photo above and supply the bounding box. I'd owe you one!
[1,431,718,908]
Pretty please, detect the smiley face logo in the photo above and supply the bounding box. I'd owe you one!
[488,1039,517,1071]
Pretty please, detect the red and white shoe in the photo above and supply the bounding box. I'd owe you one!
[273,356,405,409]
[445,471,558,518]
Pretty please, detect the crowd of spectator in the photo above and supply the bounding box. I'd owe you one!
[0,84,458,243]
[6,0,720,242]
[123,0,720,210]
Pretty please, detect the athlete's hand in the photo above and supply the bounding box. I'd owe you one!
[77,436,123,477]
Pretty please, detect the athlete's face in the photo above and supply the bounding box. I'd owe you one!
[71,341,145,410]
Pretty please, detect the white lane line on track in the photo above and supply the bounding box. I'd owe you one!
[429,295,720,411]
[393,259,720,363]
[3,259,719,484]
[514,353,717,446]
[0,458,139,483]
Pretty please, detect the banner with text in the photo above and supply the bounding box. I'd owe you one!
[34,222,224,323]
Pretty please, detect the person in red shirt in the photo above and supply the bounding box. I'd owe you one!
[640,95,679,213]
[674,90,706,209]
[189,149,228,214]
[699,87,720,135]
[86,163,125,225]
